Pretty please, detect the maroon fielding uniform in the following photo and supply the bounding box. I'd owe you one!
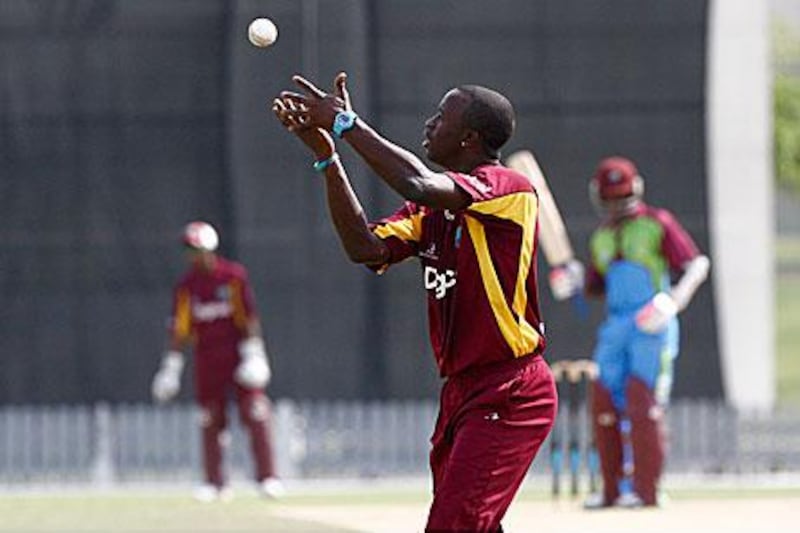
[171,257,275,487]
[372,164,557,532]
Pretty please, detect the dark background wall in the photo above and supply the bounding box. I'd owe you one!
[0,0,720,404]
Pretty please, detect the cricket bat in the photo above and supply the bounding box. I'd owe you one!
[506,150,574,267]
[506,150,587,316]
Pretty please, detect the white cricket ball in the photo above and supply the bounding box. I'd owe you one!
[248,18,278,48]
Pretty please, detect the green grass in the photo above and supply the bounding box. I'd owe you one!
[1,486,799,532]
[0,493,359,533]
[777,236,800,407]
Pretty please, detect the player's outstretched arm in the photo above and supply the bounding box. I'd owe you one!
[635,255,710,333]
[670,254,710,311]
[280,72,469,211]
[272,97,388,265]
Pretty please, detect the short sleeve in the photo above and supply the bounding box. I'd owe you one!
[232,267,258,328]
[369,201,425,272]
[170,285,193,341]
[445,171,495,203]
[655,209,700,272]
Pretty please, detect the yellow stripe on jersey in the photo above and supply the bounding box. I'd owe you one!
[174,288,193,341]
[372,211,424,243]
[468,191,533,226]
[231,280,249,331]
[465,191,540,356]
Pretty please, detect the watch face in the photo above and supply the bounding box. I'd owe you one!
[333,112,356,137]
[337,114,352,127]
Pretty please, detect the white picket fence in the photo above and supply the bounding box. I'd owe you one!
[0,400,798,486]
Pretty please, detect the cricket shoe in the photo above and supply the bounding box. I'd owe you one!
[614,491,644,508]
[656,490,671,507]
[616,491,670,509]
[193,484,233,503]
[582,492,614,510]
[258,477,286,499]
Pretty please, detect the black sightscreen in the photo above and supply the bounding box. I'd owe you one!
[0,0,718,404]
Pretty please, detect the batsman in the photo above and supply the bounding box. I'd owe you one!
[549,156,710,508]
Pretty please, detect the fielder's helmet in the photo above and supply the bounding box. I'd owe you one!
[183,221,219,252]
[589,156,644,212]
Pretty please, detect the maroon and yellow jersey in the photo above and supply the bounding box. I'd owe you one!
[170,257,256,357]
[371,164,545,377]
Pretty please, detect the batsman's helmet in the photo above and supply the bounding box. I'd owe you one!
[589,156,644,213]
[183,221,219,252]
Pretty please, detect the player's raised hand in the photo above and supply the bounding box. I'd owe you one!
[272,97,335,159]
[280,72,351,131]
[334,72,352,112]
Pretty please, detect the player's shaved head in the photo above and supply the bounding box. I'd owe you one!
[457,85,515,158]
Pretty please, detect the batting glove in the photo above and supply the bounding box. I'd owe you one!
[548,260,584,301]
[151,351,184,403]
[635,292,678,334]
[235,337,272,389]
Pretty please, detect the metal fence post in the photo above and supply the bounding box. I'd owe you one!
[90,402,115,486]
[274,400,306,479]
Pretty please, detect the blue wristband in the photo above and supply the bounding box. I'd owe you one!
[312,152,340,172]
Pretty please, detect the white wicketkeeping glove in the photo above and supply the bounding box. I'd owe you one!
[635,292,678,334]
[235,337,272,389]
[151,351,184,403]
[548,259,584,301]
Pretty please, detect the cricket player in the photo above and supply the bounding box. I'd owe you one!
[272,72,557,532]
[150,221,284,501]
[549,156,710,508]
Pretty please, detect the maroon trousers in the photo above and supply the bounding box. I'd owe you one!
[426,355,557,533]
[199,387,276,487]
[195,347,276,487]
[592,378,666,506]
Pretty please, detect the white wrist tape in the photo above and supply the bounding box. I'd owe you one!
[635,292,678,334]
[670,255,710,311]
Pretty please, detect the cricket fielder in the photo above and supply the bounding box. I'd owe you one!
[150,221,283,501]
[549,156,710,508]
[273,73,557,532]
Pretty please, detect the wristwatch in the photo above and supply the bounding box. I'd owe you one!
[332,110,358,138]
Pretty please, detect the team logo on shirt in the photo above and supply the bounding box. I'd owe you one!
[192,297,233,322]
[424,266,456,300]
[419,242,439,260]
